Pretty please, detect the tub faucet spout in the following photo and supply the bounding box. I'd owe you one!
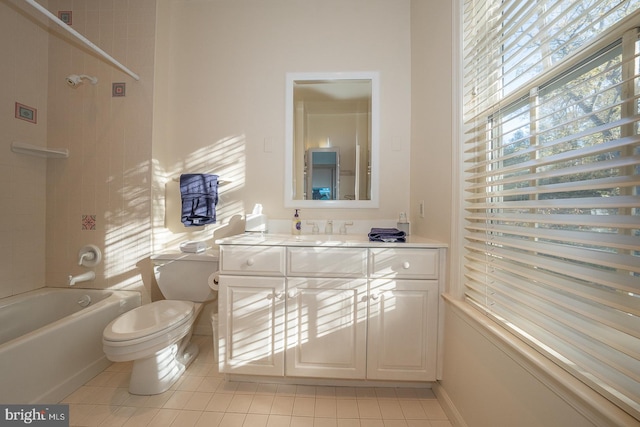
[68,271,95,286]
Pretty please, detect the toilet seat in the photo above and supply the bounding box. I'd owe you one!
[103,300,196,362]
[104,300,194,342]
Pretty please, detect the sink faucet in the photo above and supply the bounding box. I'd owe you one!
[68,271,95,286]
[339,221,353,234]
[324,220,333,235]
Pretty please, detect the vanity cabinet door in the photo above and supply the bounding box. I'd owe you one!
[218,275,285,376]
[367,279,439,381]
[285,278,368,379]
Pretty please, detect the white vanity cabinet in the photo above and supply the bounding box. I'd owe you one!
[367,248,440,381]
[218,245,286,376]
[216,234,446,383]
[285,246,369,379]
[218,275,285,376]
[286,277,367,379]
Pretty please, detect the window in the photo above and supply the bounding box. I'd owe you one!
[462,0,640,421]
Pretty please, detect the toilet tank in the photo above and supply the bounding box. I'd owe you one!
[151,251,219,302]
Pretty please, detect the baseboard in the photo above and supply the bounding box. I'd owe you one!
[433,381,467,427]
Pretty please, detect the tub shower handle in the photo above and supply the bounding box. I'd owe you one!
[78,251,95,266]
[78,245,102,267]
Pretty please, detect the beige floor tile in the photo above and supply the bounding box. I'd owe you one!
[249,394,275,414]
[378,400,404,420]
[426,421,453,427]
[206,392,234,412]
[195,411,225,427]
[163,390,195,410]
[228,394,254,413]
[292,396,315,417]
[244,413,269,427]
[314,398,337,418]
[122,407,160,427]
[337,419,361,427]
[336,399,359,419]
[267,414,293,427]
[169,410,202,427]
[270,396,295,415]
[291,416,316,427]
[381,421,409,427]
[219,412,247,427]
[145,391,174,408]
[420,401,447,420]
[399,401,427,420]
[198,376,224,392]
[357,399,382,419]
[177,375,206,392]
[185,391,214,411]
[313,417,338,427]
[147,408,180,427]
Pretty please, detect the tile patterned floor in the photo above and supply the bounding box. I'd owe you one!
[62,336,452,427]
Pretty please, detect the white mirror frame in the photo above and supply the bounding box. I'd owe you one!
[284,71,380,209]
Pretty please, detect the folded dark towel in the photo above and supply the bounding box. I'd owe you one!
[368,227,406,242]
[180,174,219,227]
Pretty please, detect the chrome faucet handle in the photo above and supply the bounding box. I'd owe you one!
[339,221,353,234]
[306,221,319,234]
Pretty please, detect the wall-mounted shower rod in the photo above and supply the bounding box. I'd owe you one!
[22,0,140,81]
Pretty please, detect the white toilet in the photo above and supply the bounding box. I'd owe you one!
[103,251,219,395]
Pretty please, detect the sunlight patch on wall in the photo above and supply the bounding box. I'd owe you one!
[103,159,152,293]
[153,134,248,250]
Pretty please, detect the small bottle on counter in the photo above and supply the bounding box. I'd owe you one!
[292,209,302,235]
[397,212,410,235]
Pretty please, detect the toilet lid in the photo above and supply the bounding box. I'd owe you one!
[104,300,194,342]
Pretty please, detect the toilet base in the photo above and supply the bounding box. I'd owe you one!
[128,339,200,395]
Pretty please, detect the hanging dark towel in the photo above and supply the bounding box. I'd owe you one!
[368,227,406,243]
[180,174,219,227]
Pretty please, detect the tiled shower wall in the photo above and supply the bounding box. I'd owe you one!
[1,0,157,301]
[0,0,49,298]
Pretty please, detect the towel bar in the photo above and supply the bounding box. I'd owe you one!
[171,176,230,186]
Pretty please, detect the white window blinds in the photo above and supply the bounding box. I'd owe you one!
[462,0,640,420]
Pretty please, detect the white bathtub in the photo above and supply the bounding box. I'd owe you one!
[0,287,140,404]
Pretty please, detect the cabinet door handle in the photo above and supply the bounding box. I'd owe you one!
[246,258,255,266]
[402,261,411,269]
[288,290,298,299]
[371,293,380,301]
[266,291,283,300]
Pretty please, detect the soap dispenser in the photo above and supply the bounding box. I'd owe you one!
[292,209,302,235]
[397,212,410,235]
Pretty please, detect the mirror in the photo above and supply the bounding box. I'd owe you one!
[285,72,379,208]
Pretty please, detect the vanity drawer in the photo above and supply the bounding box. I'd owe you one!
[369,248,439,279]
[220,245,285,276]
[287,247,368,277]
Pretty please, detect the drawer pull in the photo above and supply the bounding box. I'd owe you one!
[371,292,381,301]
[267,291,284,300]
[288,290,298,299]
[402,261,411,269]
[246,258,255,266]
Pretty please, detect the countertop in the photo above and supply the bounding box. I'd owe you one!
[215,233,448,249]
